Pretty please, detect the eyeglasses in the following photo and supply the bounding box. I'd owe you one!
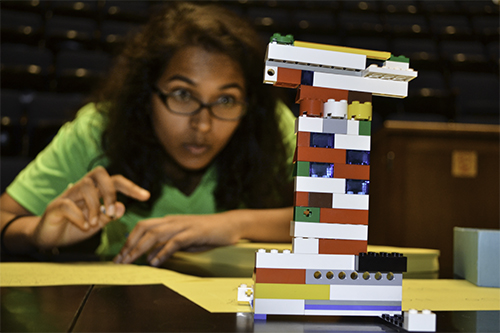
[153,86,247,121]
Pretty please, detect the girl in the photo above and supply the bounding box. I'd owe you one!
[0,2,296,267]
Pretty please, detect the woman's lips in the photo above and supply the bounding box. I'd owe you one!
[184,143,209,155]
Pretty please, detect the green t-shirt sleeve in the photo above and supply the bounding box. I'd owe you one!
[6,104,106,216]
[276,100,297,170]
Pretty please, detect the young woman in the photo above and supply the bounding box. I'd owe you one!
[0,2,296,267]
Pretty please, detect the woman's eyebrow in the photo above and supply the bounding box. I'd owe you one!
[166,75,244,92]
[220,83,245,92]
[166,74,195,85]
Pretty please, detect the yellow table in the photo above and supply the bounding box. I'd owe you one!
[1,262,498,313]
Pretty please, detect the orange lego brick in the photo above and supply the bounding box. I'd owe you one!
[319,208,369,224]
[296,146,346,164]
[319,239,368,255]
[299,98,323,117]
[294,191,309,206]
[296,131,310,147]
[296,85,349,103]
[334,164,370,180]
[276,67,301,88]
[254,268,306,284]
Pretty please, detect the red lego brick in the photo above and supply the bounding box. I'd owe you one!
[276,67,301,88]
[294,191,309,206]
[299,98,323,117]
[319,208,369,224]
[254,268,306,284]
[296,147,346,163]
[319,239,368,255]
[296,131,310,147]
[309,192,333,208]
[296,85,349,103]
[334,164,370,180]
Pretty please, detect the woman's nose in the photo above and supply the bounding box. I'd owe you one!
[189,106,212,133]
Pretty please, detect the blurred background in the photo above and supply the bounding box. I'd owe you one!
[1,0,499,277]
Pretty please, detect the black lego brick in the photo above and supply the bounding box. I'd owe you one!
[356,252,408,273]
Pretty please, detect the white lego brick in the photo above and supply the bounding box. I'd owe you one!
[237,284,253,304]
[384,60,410,70]
[291,221,368,241]
[403,309,437,332]
[263,65,278,85]
[362,64,417,82]
[330,285,403,302]
[266,59,362,77]
[304,309,402,317]
[346,119,359,135]
[294,177,346,194]
[324,99,348,119]
[255,250,356,270]
[332,194,369,210]
[313,71,409,98]
[334,134,371,151]
[295,116,324,133]
[254,298,305,315]
[292,237,319,254]
[266,43,366,71]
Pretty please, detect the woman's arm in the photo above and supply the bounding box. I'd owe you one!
[1,167,151,255]
[114,206,293,266]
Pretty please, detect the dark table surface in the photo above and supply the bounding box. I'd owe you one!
[1,284,499,332]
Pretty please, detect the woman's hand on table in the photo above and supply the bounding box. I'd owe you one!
[113,213,241,267]
[32,166,150,249]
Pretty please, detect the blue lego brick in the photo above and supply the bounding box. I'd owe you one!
[346,179,370,195]
[254,313,267,320]
[305,304,401,312]
[310,133,334,148]
[346,150,370,165]
[301,70,314,86]
[310,162,334,178]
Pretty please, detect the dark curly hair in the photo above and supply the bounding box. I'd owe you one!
[91,2,293,211]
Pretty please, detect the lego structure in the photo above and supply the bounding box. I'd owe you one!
[238,34,436,332]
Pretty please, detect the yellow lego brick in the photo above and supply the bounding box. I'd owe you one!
[254,283,330,300]
[348,101,373,121]
[294,41,391,61]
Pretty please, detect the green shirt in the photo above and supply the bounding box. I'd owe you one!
[7,103,297,257]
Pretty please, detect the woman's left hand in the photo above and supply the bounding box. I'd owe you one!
[113,213,241,267]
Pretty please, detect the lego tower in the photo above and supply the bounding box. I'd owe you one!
[240,34,425,324]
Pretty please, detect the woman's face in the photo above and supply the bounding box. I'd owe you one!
[151,46,245,171]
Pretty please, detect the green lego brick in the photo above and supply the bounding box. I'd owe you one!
[294,206,320,223]
[359,121,371,136]
[254,283,330,300]
[293,161,310,177]
[270,33,294,45]
[389,55,410,63]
